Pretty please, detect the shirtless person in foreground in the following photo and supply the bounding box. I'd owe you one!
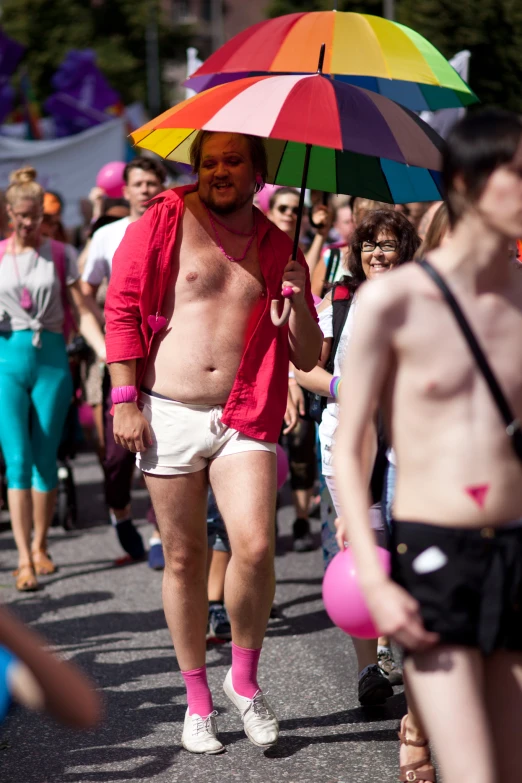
[334,108,522,783]
[104,131,322,754]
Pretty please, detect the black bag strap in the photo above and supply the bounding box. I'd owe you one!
[321,247,341,298]
[417,258,521,444]
[328,247,342,283]
[325,283,351,375]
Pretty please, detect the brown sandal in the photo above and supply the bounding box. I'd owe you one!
[398,715,436,782]
[31,550,57,576]
[13,564,38,592]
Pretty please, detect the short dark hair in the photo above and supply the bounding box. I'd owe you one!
[347,209,420,292]
[189,131,268,192]
[268,186,299,211]
[124,157,167,185]
[443,109,522,227]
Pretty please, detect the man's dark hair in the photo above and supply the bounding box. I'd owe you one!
[443,109,522,227]
[189,131,268,192]
[123,157,167,185]
[268,187,299,211]
[347,209,420,292]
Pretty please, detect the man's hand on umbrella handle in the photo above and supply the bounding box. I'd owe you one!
[271,258,306,326]
[282,258,306,306]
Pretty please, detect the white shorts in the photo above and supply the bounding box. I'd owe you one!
[136,391,276,476]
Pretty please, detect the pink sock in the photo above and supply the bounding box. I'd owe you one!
[231,642,262,699]
[181,666,213,717]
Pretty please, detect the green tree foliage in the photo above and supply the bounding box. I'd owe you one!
[2,0,190,108]
[398,0,522,113]
[266,0,522,112]
[267,0,387,19]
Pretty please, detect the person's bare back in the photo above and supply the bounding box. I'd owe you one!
[143,192,265,404]
[365,257,522,526]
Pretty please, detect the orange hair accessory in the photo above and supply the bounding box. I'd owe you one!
[43,192,61,216]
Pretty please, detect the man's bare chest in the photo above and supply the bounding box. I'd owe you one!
[175,216,265,303]
[395,294,522,408]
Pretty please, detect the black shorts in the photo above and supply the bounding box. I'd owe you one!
[390,520,522,656]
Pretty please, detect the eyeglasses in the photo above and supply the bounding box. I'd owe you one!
[360,240,398,253]
[276,204,299,216]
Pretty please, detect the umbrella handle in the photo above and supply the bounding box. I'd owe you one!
[270,286,294,327]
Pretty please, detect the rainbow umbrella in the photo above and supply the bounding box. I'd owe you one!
[133,70,444,207]
[185,11,476,113]
[133,58,444,323]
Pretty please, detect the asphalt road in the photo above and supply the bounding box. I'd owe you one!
[0,449,406,783]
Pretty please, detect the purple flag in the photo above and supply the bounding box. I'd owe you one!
[0,28,25,84]
[45,49,121,136]
[0,82,14,124]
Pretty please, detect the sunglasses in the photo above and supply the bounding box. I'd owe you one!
[276,204,299,216]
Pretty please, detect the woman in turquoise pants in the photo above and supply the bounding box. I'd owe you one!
[1,167,105,591]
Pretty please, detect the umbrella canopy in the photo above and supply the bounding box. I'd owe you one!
[132,73,444,205]
[185,12,477,113]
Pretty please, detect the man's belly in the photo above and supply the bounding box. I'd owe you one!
[393,449,522,528]
[142,312,249,405]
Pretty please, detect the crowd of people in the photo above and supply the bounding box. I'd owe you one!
[0,107,521,783]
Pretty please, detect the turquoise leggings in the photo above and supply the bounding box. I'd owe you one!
[0,330,72,491]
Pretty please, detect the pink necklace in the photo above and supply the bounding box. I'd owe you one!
[204,205,257,263]
[10,240,38,311]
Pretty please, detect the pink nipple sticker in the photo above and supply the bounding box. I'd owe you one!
[465,484,490,509]
[147,314,167,333]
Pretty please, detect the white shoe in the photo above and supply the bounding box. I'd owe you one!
[181,708,225,754]
[223,669,279,747]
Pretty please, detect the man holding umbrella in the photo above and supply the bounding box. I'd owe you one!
[104,130,322,753]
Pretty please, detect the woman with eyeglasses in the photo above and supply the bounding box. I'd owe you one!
[294,209,420,694]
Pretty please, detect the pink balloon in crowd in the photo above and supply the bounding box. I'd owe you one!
[312,294,322,306]
[323,546,391,639]
[78,403,95,430]
[276,443,289,491]
[255,184,281,215]
[96,161,126,199]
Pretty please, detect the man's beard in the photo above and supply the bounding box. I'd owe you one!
[199,184,253,215]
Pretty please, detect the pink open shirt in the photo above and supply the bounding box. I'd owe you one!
[104,185,318,443]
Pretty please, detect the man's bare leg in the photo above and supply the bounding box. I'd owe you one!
[404,646,496,783]
[145,469,226,753]
[209,450,276,649]
[209,449,279,746]
[485,650,522,783]
[144,470,208,670]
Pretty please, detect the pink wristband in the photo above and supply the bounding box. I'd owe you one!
[111,385,138,404]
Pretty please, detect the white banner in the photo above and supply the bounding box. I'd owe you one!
[0,118,126,227]
[186,47,203,100]
[420,51,471,139]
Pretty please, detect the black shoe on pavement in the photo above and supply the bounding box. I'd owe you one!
[358,664,394,706]
[206,602,232,642]
[115,519,146,561]
[292,518,314,552]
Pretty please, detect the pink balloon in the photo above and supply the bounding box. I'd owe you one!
[255,184,280,215]
[322,546,391,639]
[96,161,126,199]
[276,443,289,491]
[312,294,322,306]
